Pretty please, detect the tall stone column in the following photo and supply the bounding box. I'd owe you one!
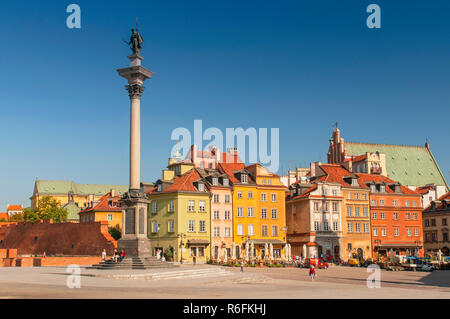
[116,53,153,257]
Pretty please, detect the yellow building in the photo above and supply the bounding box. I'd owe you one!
[30,180,128,210]
[79,191,123,230]
[219,162,288,262]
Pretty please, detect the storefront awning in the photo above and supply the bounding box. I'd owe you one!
[187,239,210,246]
[244,239,286,245]
[376,243,421,249]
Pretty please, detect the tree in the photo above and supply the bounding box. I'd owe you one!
[108,227,121,240]
[23,207,40,223]
[9,214,23,222]
[36,196,68,222]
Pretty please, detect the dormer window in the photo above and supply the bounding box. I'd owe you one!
[380,184,385,192]
[370,184,376,193]
[351,178,358,186]
[157,184,162,192]
[223,178,229,187]
[212,178,218,186]
[198,183,205,192]
[241,174,248,183]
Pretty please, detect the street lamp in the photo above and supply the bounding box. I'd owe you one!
[178,233,186,264]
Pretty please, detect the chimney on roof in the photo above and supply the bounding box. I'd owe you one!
[425,141,430,149]
[110,189,115,197]
[227,147,238,156]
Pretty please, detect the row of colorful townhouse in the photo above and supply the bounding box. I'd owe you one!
[146,146,290,264]
[286,162,424,262]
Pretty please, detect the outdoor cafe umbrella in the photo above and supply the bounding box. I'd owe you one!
[232,242,236,260]
[223,247,228,263]
[303,244,307,258]
[438,249,442,262]
[269,243,274,261]
[406,249,410,257]
[245,242,249,261]
[250,241,254,260]
[264,243,268,260]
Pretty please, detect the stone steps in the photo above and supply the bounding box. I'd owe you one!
[89,257,177,270]
[98,267,230,280]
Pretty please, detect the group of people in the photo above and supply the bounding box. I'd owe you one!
[101,248,126,263]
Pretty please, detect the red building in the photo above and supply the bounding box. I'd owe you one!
[356,174,423,258]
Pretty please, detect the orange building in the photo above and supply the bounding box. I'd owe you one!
[79,191,122,231]
[356,174,423,258]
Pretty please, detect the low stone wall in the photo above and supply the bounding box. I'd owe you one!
[0,256,102,267]
[0,220,116,256]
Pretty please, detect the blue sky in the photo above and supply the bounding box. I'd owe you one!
[0,0,449,209]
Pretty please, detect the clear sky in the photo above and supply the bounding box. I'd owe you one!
[0,0,449,210]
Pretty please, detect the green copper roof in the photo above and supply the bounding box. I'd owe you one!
[346,142,448,189]
[62,201,81,221]
[34,180,128,196]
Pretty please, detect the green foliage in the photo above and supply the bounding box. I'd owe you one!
[23,207,40,223]
[9,214,24,222]
[36,197,68,222]
[164,246,174,258]
[108,227,122,240]
[0,218,6,222]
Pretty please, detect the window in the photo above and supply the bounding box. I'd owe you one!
[347,223,353,233]
[107,214,113,221]
[443,232,449,242]
[355,193,359,200]
[333,221,339,231]
[224,194,230,203]
[199,200,206,212]
[271,193,277,202]
[168,220,174,233]
[332,202,338,212]
[199,220,206,232]
[413,213,418,220]
[261,208,267,219]
[314,202,320,212]
[393,200,398,206]
[372,199,377,206]
[380,212,385,219]
[188,220,195,232]
[412,201,417,207]
[363,223,369,233]
[362,193,367,200]
[237,191,243,198]
[393,212,398,220]
[406,213,411,220]
[407,228,411,237]
[237,224,243,236]
[272,225,278,237]
[248,191,253,199]
[373,228,378,236]
[332,189,337,196]
[213,194,219,203]
[151,221,158,233]
[262,225,268,237]
[213,211,220,220]
[152,201,158,213]
[241,174,248,183]
[268,179,272,185]
[363,207,368,217]
[442,218,448,226]
[352,179,358,186]
[212,178,218,186]
[414,228,419,237]
[314,221,320,231]
[394,228,399,237]
[380,200,385,206]
[223,179,229,187]
[324,221,330,231]
[347,193,352,200]
[381,228,386,236]
[355,223,361,233]
[247,207,254,217]
[373,212,377,219]
[168,200,174,212]
[237,207,243,217]
[355,207,360,217]
[198,247,205,257]
[262,179,266,184]
[198,183,205,192]
[248,224,254,236]
[431,219,436,226]
[224,211,231,220]
[271,209,278,219]
[225,227,231,237]
[405,200,410,207]
[380,185,385,192]
[324,202,329,212]
[188,200,195,212]
[261,193,267,202]
[425,220,430,227]
[157,184,162,192]
[347,206,352,217]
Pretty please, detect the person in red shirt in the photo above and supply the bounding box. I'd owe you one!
[309,265,316,281]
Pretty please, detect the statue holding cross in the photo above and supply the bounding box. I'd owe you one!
[124,19,144,56]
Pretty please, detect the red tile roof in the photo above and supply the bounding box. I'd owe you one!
[287,184,318,201]
[355,174,419,195]
[438,191,450,201]
[0,213,8,221]
[415,186,434,195]
[150,169,205,194]
[80,191,122,213]
[7,205,23,211]
[218,162,246,183]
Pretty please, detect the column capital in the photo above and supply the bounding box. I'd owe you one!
[126,84,145,99]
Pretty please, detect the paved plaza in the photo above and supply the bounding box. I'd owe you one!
[0,264,449,299]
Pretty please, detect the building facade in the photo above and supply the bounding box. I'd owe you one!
[422,192,450,256]
[79,191,123,230]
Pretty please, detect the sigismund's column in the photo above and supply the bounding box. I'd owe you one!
[116,45,153,257]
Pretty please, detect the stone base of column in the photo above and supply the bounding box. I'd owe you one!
[117,238,152,258]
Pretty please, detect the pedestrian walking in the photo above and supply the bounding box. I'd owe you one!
[309,265,316,281]
[101,249,106,261]
[240,260,244,272]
